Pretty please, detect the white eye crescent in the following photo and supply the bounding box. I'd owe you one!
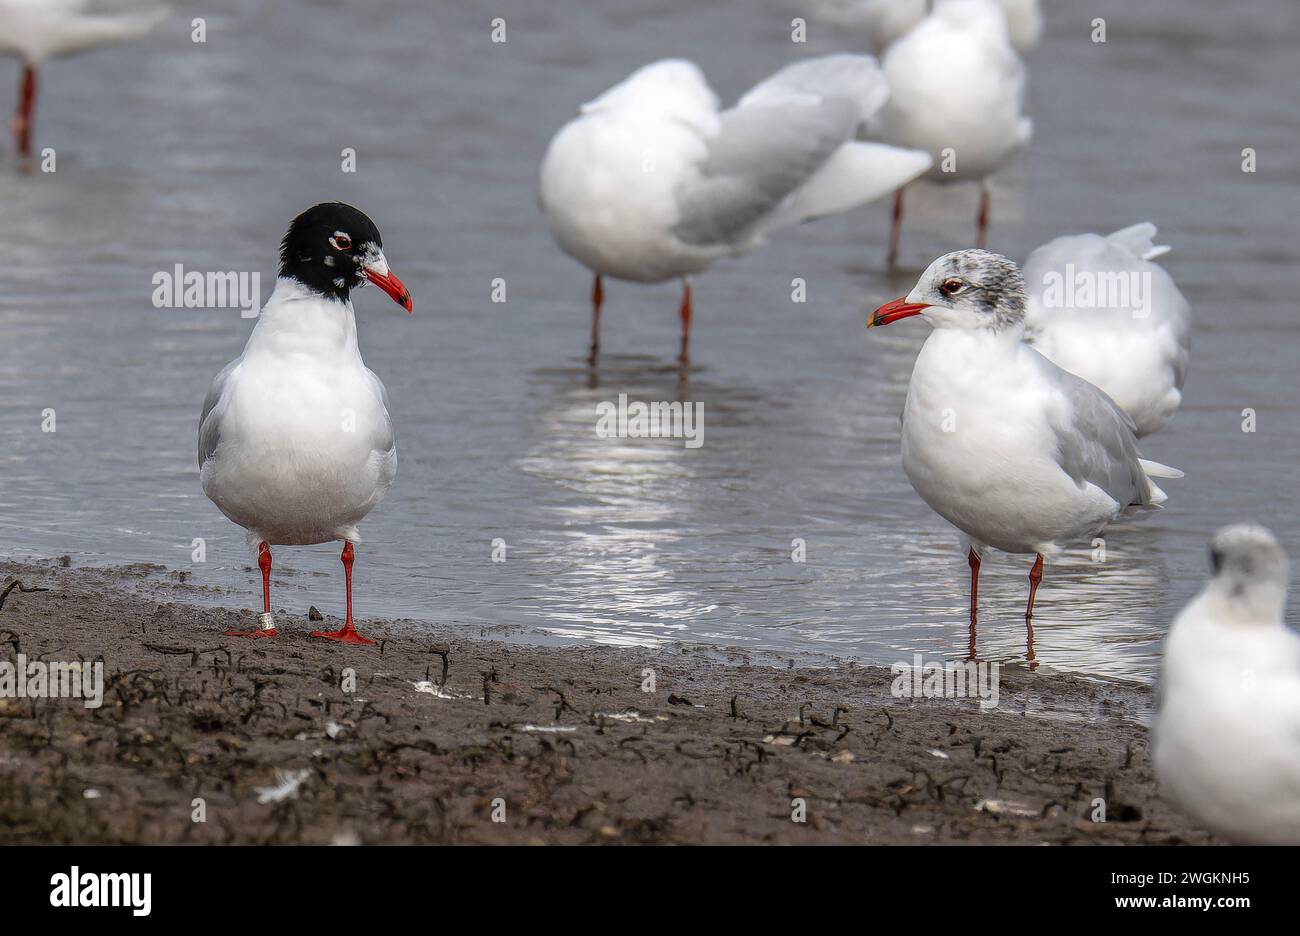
[940,278,964,296]
[330,233,353,252]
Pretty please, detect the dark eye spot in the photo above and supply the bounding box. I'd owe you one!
[331,234,353,252]
[940,279,963,296]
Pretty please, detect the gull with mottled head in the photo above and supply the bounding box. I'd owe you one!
[868,249,1181,662]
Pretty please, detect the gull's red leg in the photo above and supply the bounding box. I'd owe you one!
[975,182,990,249]
[225,541,278,637]
[967,547,981,660]
[311,542,375,645]
[587,274,603,366]
[888,187,904,269]
[1024,553,1044,669]
[11,63,36,160]
[677,279,693,367]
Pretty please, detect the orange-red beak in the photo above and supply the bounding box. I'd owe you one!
[364,266,414,313]
[869,297,929,327]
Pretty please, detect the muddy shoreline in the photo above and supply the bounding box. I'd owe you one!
[0,559,1214,844]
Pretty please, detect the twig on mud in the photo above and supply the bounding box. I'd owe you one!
[618,736,648,764]
[142,642,227,667]
[0,579,48,612]
[427,644,451,686]
[531,685,580,720]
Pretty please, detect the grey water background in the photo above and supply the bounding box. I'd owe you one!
[1,0,1297,683]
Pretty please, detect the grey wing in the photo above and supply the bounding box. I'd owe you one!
[672,56,881,247]
[365,367,396,456]
[1047,360,1155,509]
[198,358,239,469]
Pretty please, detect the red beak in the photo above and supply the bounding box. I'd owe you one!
[868,296,930,327]
[364,266,414,313]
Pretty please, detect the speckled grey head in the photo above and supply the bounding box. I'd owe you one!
[1206,524,1290,622]
[906,249,1027,332]
[1209,524,1288,585]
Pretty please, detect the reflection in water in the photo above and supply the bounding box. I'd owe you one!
[518,359,715,648]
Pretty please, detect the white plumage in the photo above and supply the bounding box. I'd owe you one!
[542,55,929,280]
[874,0,1033,262]
[1023,223,1192,436]
[0,0,167,64]
[0,0,168,158]
[539,54,932,363]
[809,0,1042,54]
[1152,525,1300,845]
[869,249,1180,660]
[199,279,397,550]
[198,202,410,644]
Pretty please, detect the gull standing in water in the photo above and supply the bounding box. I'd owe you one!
[0,0,169,161]
[199,203,413,645]
[1023,223,1192,436]
[868,249,1181,662]
[1152,525,1300,844]
[874,0,1032,266]
[539,54,932,366]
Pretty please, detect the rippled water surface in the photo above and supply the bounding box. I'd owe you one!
[1,0,1298,681]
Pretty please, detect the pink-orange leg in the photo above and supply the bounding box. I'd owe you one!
[1024,552,1043,669]
[587,274,603,366]
[225,541,278,638]
[888,187,904,269]
[975,182,990,249]
[677,279,693,367]
[967,547,981,661]
[311,542,375,645]
[11,63,36,160]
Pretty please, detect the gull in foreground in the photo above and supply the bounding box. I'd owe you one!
[0,0,169,161]
[1023,222,1191,436]
[1152,525,1300,844]
[539,54,932,366]
[199,202,412,645]
[874,0,1032,266]
[868,249,1181,662]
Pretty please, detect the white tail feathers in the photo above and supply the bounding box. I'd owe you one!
[1108,222,1171,262]
[1139,458,1181,508]
[760,142,932,234]
[1140,458,1184,479]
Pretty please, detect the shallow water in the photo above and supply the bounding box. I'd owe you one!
[1,0,1297,682]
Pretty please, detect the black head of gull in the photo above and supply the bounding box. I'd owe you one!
[870,249,1026,333]
[279,202,413,311]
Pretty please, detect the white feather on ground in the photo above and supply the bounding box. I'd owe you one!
[254,768,311,805]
